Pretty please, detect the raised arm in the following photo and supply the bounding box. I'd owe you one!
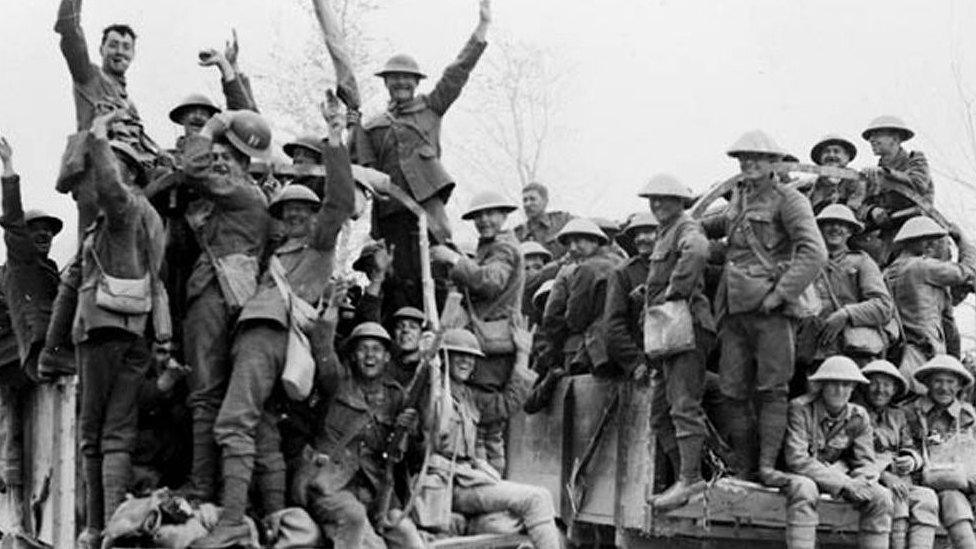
[426,0,490,116]
[181,114,267,209]
[0,138,36,265]
[310,91,356,251]
[89,111,135,224]
[54,0,95,85]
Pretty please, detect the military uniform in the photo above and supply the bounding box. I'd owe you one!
[783,394,892,544]
[859,148,933,265]
[809,177,867,216]
[604,255,649,377]
[514,210,574,259]
[0,270,25,500]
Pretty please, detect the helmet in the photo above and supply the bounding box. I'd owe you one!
[861,359,908,398]
[283,135,326,160]
[862,115,914,141]
[268,185,321,219]
[461,191,517,220]
[726,130,788,159]
[892,216,946,243]
[593,217,621,236]
[810,134,857,164]
[816,204,864,234]
[638,173,695,200]
[392,306,426,324]
[556,218,609,245]
[623,212,659,236]
[168,93,220,124]
[24,210,64,235]
[782,152,799,163]
[224,110,272,160]
[441,328,484,357]
[520,241,553,262]
[346,321,392,348]
[532,279,554,312]
[808,355,869,384]
[375,54,427,79]
[915,354,974,388]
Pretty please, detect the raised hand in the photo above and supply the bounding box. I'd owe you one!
[511,314,535,356]
[91,109,125,140]
[0,136,12,168]
[479,0,491,25]
[225,28,240,67]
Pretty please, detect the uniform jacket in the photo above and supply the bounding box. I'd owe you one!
[451,230,524,324]
[815,248,892,327]
[604,255,648,376]
[0,268,21,368]
[538,262,576,371]
[646,213,715,332]
[514,210,574,258]
[69,136,170,344]
[237,145,355,329]
[863,149,933,223]
[809,176,867,217]
[904,396,976,450]
[701,178,827,318]
[355,35,487,218]
[561,248,623,369]
[784,394,878,496]
[883,237,976,354]
[866,405,923,477]
[1,175,61,361]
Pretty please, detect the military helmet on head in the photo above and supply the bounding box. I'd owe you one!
[915,354,974,388]
[461,191,518,220]
[726,130,788,159]
[816,204,864,234]
[441,328,485,357]
[520,241,553,262]
[556,218,609,246]
[638,173,695,200]
[392,306,426,324]
[810,134,857,164]
[862,115,914,142]
[375,53,427,79]
[168,93,220,124]
[347,321,393,347]
[268,184,321,219]
[623,212,659,236]
[24,210,64,235]
[808,355,869,385]
[283,135,325,160]
[892,216,946,243]
[224,110,272,161]
[861,359,908,399]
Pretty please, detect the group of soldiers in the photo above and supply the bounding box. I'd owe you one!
[1,1,976,549]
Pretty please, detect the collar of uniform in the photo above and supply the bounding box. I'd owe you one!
[919,395,962,419]
[879,146,908,170]
[827,245,851,262]
[388,96,425,115]
[813,397,854,427]
[869,404,893,425]
[529,212,554,230]
[737,174,776,197]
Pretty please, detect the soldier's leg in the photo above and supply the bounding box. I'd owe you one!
[938,490,976,549]
[783,475,819,549]
[453,480,560,549]
[0,368,27,531]
[752,312,795,487]
[717,314,758,479]
[649,369,679,493]
[253,410,286,517]
[305,488,375,549]
[855,482,892,549]
[890,486,909,549]
[184,285,233,501]
[77,336,120,535]
[906,486,938,548]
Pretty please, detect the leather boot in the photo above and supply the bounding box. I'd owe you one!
[526,521,563,549]
[651,478,707,511]
[190,455,253,549]
[190,410,219,502]
[83,455,104,531]
[757,397,790,488]
[948,521,976,549]
[102,452,131,523]
[786,524,816,549]
[889,518,907,549]
[857,531,890,549]
[906,524,934,549]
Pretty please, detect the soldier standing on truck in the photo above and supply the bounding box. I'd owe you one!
[514,182,574,259]
[701,130,828,487]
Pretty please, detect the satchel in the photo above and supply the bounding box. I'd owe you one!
[643,300,696,359]
[269,256,318,401]
[818,271,888,356]
[464,289,515,355]
[89,244,153,315]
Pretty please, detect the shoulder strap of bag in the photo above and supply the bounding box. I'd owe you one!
[818,270,842,310]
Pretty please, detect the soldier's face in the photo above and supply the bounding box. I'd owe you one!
[821,381,855,412]
[384,73,419,103]
[567,236,600,259]
[867,131,900,157]
[179,107,214,136]
[99,30,135,77]
[648,196,684,226]
[292,148,321,166]
[522,190,547,218]
[866,374,897,409]
[473,210,507,239]
[449,352,477,382]
[394,319,422,352]
[819,144,851,167]
[927,373,961,406]
[281,202,316,238]
[27,221,54,256]
[819,221,853,249]
[737,154,776,181]
[524,255,546,275]
[632,228,656,257]
[211,143,247,179]
[354,338,390,380]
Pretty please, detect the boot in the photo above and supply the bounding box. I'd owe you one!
[653,436,707,510]
[948,521,976,549]
[889,518,907,549]
[651,478,706,511]
[255,468,286,516]
[786,524,816,549]
[83,455,105,531]
[102,452,131,523]
[857,531,890,549]
[190,411,219,502]
[757,397,790,488]
[725,399,757,480]
[526,521,562,549]
[906,524,935,549]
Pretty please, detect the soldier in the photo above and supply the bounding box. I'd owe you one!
[904,355,976,549]
[797,205,893,371]
[631,176,715,510]
[387,306,426,387]
[514,182,574,259]
[883,216,976,395]
[420,326,561,548]
[178,110,273,502]
[860,360,939,549]
[859,116,933,266]
[807,134,865,215]
[520,241,552,278]
[701,130,828,486]
[292,317,424,549]
[353,0,492,308]
[430,190,524,474]
[67,111,171,549]
[193,94,355,547]
[783,356,892,549]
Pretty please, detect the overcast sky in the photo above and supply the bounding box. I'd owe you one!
[3,0,976,265]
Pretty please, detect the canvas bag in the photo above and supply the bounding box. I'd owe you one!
[643,300,696,358]
[817,271,888,356]
[463,288,515,355]
[88,230,152,315]
[268,256,318,401]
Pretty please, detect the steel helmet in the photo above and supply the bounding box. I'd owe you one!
[283,135,326,160]
[268,184,321,219]
[375,53,427,79]
[726,130,788,159]
[810,134,857,164]
[346,321,392,348]
[861,359,908,398]
[892,215,946,243]
[532,279,554,312]
[461,191,518,220]
[392,306,426,324]
[915,354,974,388]
[520,241,553,262]
[638,173,695,200]
[808,355,869,384]
[441,328,485,357]
[862,115,914,141]
[556,218,609,245]
[224,110,272,161]
[623,212,659,236]
[24,210,64,235]
[168,93,220,124]
[816,204,864,234]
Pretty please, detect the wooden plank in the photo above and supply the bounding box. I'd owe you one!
[571,376,619,524]
[430,533,531,548]
[616,383,654,531]
[51,377,76,548]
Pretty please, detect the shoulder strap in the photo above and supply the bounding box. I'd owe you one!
[818,270,842,310]
[727,190,777,272]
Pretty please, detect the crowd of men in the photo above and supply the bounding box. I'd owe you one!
[1,1,976,549]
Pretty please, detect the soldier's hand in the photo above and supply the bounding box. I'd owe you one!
[396,408,419,431]
[632,362,649,384]
[201,111,231,138]
[892,455,915,476]
[881,471,909,501]
[759,290,784,314]
[91,109,125,140]
[319,90,343,132]
[842,478,873,503]
[152,340,173,367]
[430,245,461,265]
[817,310,848,347]
[479,0,491,24]
[346,109,362,128]
[511,315,535,356]
[0,136,12,166]
[868,207,889,227]
[224,28,240,67]
[370,244,394,281]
